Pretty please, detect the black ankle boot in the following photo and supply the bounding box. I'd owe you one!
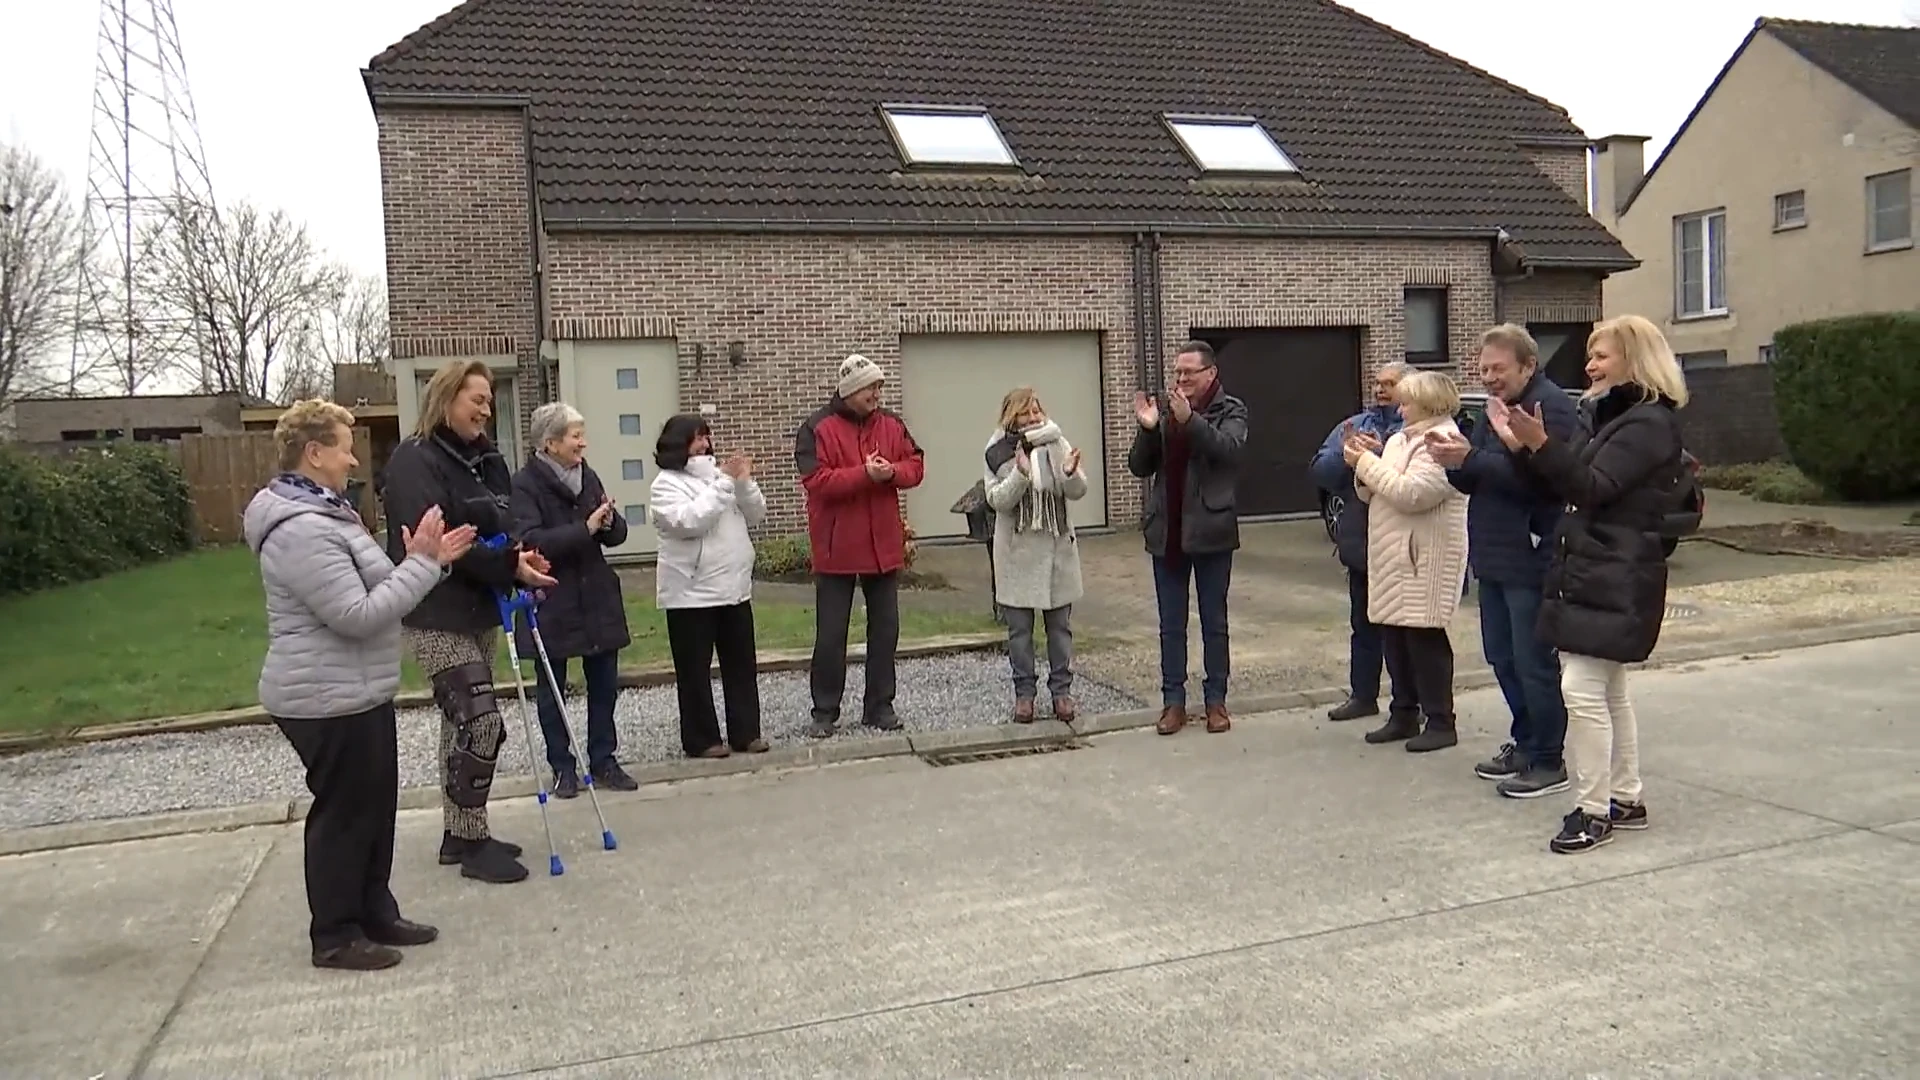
[1364,710,1420,744]
[461,840,529,884]
[312,939,403,971]
[1406,715,1459,752]
[438,832,524,866]
[1327,697,1379,722]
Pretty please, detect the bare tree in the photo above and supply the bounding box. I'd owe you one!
[138,199,345,400]
[0,143,86,405]
[271,270,390,404]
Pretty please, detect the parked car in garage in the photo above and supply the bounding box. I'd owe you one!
[1316,390,1703,557]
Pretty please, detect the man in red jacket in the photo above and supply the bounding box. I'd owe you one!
[795,353,926,737]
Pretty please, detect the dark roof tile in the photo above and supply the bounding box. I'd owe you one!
[366,0,1632,265]
[1765,18,1920,129]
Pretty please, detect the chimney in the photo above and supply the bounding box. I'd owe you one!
[1591,134,1650,223]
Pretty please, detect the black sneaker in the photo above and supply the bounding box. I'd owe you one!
[1363,710,1420,744]
[1549,809,1614,854]
[1473,742,1523,781]
[438,833,523,866]
[1609,800,1649,830]
[461,840,529,884]
[807,719,838,739]
[863,710,903,731]
[313,939,403,971]
[1327,697,1379,722]
[552,767,580,800]
[1404,717,1457,753]
[592,760,640,791]
[1497,765,1570,800]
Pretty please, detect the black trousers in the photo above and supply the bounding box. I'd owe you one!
[274,702,403,951]
[810,572,900,723]
[1380,625,1455,721]
[664,601,762,755]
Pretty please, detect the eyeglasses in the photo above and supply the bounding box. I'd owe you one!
[1173,365,1209,378]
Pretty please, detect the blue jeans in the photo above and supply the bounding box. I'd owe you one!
[533,650,620,773]
[1348,568,1383,701]
[1151,552,1232,707]
[1477,580,1565,769]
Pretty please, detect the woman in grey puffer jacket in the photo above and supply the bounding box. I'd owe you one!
[243,400,474,972]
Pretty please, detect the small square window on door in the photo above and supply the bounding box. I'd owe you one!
[1403,287,1449,366]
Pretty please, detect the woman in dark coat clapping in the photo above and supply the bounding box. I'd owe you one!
[1488,314,1688,856]
[510,402,639,799]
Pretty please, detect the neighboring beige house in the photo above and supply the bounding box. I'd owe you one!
[2,392,251,445]
[1594,17,1918,372]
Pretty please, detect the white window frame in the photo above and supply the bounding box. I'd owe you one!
[389,354,524,466]
[879,105,1019,168]
[1162,114,1300,175]
[1773,190,1806,231]
[1866,168,1913,252]
[1673,209,1728,319]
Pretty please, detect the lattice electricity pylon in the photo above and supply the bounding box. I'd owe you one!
[69,0,219,395]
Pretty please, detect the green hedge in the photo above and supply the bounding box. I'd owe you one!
[0,443,194,596]
[1771,312,1920,501]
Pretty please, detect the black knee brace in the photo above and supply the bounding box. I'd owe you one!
[434,661,503,809]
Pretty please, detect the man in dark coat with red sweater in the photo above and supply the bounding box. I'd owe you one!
[795,353,926,738]
[1127,340,1249,736]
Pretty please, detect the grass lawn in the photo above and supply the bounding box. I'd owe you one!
[0,545,997,735]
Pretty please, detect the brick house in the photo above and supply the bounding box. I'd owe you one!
[364,0,1633,556]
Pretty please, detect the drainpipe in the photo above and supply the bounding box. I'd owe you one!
[1147,231,1166,385]
[1131,232,1150,390]
[523,108,551,403]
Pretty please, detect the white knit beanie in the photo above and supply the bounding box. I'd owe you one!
[836,353,885,398]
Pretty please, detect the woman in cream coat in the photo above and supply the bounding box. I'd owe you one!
[648,414,768,759]
[984,387,1090,723]
[1344,370,1470,752]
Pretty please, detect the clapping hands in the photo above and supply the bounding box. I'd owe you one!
[402,506,478,566]
[1486,397,1547,450]
[864,450,895,483]
[1339,421,1383,467]
[1425,429,1471,467]
[720,452,754,481]
[586,494,614,532]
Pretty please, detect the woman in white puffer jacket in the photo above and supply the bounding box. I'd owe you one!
[648,414,767,759]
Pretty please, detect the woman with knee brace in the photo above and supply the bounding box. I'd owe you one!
[380,359,556,884]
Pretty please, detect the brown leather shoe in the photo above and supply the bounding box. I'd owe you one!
[697,744,732,759]
[1012,699,1036,724]
[1155,706,1188,735]
[1205,704,1232,733]
[735,738,770,754]
[1051,696,1076,723]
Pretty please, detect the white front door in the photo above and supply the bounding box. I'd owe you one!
[558,339,681,557]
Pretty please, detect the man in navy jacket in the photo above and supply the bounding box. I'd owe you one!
[1308,362,1408,722]
[1428,325,1578,798]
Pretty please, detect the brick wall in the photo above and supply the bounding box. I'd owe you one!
[1674,363,1789,465]
[1499,270,1604,325]
[1526,147,1591,211]
[375,106,540,422]
[541,234,1501,532]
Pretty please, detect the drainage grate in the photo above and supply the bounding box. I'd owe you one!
[921,740,1087,767]
[1665,602,1702,620]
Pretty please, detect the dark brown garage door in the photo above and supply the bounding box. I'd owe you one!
[1195,327,1363,517]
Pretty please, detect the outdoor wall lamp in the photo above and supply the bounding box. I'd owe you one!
[727,340,746,366]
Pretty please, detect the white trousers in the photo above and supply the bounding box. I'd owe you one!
[1561,652,1643,817]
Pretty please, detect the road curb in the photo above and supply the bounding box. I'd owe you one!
[0,634,1003,756]
[5,616,1917,857]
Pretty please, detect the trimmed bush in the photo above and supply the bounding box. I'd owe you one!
[0,443,194,596]
[1771,312,1920,501]
[753,534,812,578]
[1697,459,1829,505]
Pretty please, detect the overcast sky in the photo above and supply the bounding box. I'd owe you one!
[5,0,1918,283]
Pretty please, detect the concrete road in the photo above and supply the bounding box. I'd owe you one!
[2,636,1915,1079]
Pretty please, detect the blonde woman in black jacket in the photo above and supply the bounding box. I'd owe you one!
[1488,314,1688,855]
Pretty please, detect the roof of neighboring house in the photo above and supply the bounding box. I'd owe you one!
[364,0,1633,268]
[1623,17,1919,215]
[1767,18,1920,130]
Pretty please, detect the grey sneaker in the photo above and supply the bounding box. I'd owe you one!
[1497,765,1571,800]
[1474,742,1522,781]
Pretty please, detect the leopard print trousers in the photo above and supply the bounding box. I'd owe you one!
[405,627,502,841]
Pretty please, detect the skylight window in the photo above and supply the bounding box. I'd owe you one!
[1164,115,1299,175]
[881,105,1018,168]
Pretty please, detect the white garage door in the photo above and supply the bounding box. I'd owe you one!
[900,331,1107,540]
[558,339,681,557]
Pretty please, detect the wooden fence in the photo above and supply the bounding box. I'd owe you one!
[180,428,381,544]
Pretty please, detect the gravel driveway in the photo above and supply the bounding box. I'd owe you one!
[0,653,1141,831]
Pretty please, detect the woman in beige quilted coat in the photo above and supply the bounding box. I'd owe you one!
[1344,370,1470,752]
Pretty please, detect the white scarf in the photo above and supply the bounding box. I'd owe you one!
[985,420,1073,535]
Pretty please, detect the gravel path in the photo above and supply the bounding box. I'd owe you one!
[0,654,1141,832]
